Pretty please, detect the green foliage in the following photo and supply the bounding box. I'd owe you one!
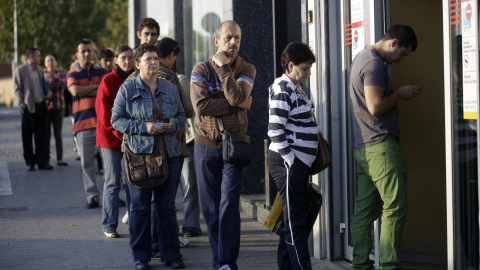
[0,0,128,70]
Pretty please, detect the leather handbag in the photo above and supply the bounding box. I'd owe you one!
[123,91,169,189]
[123,136,169,189]
[264,182,323,235]
[217,117,251,167]
[309,132,332,175]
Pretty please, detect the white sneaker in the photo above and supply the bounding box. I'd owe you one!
[179,238,190,248]
[103,231,119,238]
[122,211,129,224]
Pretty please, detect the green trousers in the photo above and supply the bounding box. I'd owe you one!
[352,136,408,270]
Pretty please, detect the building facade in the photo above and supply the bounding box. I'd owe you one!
[129,0,479,269]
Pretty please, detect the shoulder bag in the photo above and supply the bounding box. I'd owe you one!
[205,61,252,167]
[123,91,169,189]
[309,131,332,175]
[264,182,323,235]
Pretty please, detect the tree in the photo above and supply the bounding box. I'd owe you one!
[0,0,128,69]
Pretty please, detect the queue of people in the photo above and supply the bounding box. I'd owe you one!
[13,16,420,270]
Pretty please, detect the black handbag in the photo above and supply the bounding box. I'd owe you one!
[204,61,251,167]
[217,117,251,167]
[264,182,323,235]
[309,132,332,175]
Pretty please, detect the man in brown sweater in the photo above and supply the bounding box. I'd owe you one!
[190,20,256,270]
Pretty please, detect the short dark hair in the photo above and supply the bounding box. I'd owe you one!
[137,17,160,35]
[215,20,240,38]
[25,47,38,58]
[156,37,180,58]
[381,24,417,52]
[134,43,160,62]
[99,49,114,60]
[280,42,316,73]
[75,39,91,52]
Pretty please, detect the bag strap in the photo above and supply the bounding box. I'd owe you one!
[205,61,219,99]
[205,61,226,135]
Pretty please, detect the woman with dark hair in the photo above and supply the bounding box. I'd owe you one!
[267,42,318,270]
[44,53,68,166]
[111,43,186,270]
[95,44,135,238]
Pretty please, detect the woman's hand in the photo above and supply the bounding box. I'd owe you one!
[146,122,160,135]
[146,122,172,134]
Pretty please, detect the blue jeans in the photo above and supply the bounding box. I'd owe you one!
[194,143,243,270]
[121,157,131,220]
[100,147,123,233]
[128,156,181,263]
[152,155,183,251]
[179,143,202,234]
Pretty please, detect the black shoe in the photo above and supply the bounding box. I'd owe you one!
[57,161,68,166]
[134,261,150,270]
[184,228,201,237]
[166,258,185,269]
[27,164,35,171]
[38,164,53,170]
[119,198,126,207]
[86,199,99,209]
[151,250,160,260]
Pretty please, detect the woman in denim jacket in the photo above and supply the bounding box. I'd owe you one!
[111,44,186,270]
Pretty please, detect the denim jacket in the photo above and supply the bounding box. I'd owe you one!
[111,75,186,157]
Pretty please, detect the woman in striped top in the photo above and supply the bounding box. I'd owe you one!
[267,42,318,270]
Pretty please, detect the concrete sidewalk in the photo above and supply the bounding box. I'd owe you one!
[0,106,350,270]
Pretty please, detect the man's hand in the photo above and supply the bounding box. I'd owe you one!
[238,96,252,110]
[397,85,421,101]
[212,51,231,67]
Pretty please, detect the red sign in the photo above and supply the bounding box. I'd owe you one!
[466,3,472,20]
[354,30,358,42]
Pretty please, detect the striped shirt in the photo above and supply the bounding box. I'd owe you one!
[67,65,107,132]
[190,56,256,149]
[268,74,319,167]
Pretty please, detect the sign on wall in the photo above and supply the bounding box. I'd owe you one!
[350,0,365,59]
[461,0,479,119]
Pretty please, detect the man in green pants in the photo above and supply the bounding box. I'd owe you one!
[348,24,421,270]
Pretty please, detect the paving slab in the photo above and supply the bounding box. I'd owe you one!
[0,106,350,270]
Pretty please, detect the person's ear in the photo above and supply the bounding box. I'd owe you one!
[135,60,140,70]
[288,61,294,73]
[136,31,141,40]
[213,36,219,47]
[391,38,399,48]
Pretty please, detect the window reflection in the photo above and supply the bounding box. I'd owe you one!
[184,0,224,78]
[451,28,479,269]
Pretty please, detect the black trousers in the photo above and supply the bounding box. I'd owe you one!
[267,150,312,270]
[21,102,50,167]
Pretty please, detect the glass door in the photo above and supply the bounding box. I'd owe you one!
[447,0,479,268]
[341,0,385,267]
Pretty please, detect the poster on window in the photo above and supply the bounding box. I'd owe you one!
[351,0,365,59]
[462,0,479,119]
